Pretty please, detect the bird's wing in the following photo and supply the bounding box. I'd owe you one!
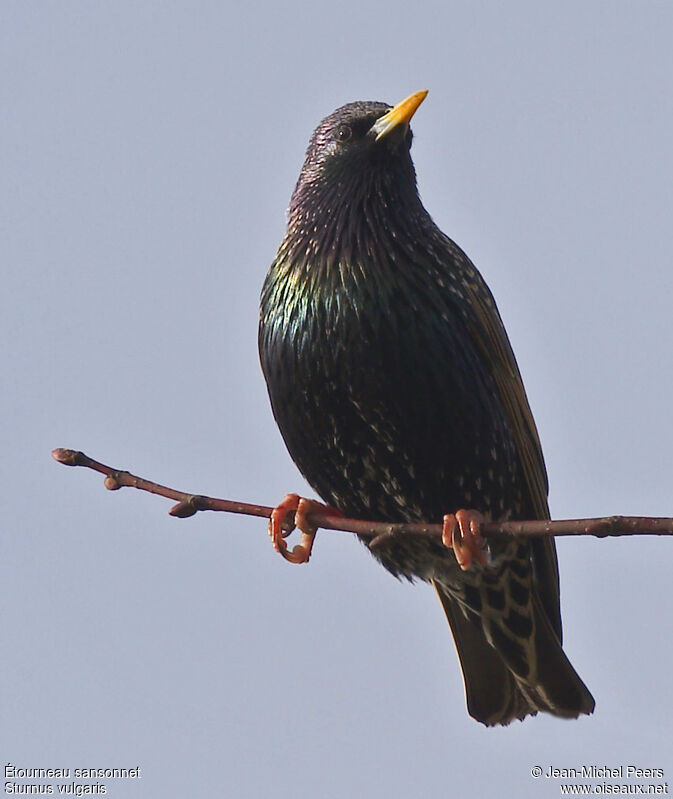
[462,275,563,641]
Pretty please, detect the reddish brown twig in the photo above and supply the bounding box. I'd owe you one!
[52,447,673,548]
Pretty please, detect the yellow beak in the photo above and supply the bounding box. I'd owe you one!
[371,90,429,141]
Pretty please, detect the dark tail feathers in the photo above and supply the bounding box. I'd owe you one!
[433,580,595,726]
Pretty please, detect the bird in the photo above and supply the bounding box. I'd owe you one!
[258,90,595,725]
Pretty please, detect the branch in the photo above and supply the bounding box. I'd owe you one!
[51,447,673,549]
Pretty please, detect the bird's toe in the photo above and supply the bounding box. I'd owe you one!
[443,509,489,571]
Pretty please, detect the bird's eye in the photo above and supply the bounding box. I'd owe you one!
[334,124,352,143]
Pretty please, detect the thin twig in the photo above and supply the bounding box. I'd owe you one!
[52,447,673,547]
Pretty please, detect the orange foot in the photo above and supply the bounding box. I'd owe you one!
[268,493,342,564]
[442,509,489,571]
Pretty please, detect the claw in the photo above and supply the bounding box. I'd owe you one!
[268,494,341,564]
[442,509,489,571]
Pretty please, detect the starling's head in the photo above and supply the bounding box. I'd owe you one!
[289,90,428,221]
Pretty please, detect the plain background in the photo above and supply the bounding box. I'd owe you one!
[3,2,672,796]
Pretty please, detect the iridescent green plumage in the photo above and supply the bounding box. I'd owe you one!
[259,94,594,724]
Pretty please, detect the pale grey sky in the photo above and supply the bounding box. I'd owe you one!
[3,2,672,797]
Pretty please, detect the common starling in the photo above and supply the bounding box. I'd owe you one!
[259,90,595,725]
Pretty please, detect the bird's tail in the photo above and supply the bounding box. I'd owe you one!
[433,580,595,726]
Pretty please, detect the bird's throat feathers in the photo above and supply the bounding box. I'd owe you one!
[282,158,425,287]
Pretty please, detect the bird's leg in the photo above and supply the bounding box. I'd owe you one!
[442,509,489,571]
[268,493,342,564]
